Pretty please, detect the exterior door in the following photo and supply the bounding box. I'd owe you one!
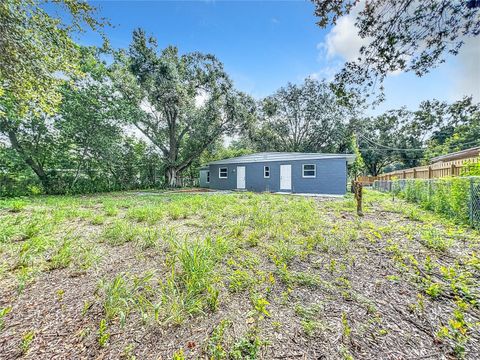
[280,164,292,190]
[237,166,246,189]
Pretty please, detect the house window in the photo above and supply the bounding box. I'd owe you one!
[219,167,228,179]
[302,164,316,178]
[264,166,270,178]
[206,171,210,183]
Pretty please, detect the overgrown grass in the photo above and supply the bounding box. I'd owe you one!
[0,190,479,358]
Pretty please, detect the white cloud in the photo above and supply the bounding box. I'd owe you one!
[453,37,480,102]
[322,15,369,62]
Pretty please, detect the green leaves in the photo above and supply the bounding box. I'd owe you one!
[0,0,106,117]
[113,29,253,186]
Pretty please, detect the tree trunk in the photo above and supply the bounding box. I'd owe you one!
[6,129,52,193]
[165,167,182,188]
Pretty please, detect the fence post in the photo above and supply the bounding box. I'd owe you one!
[428,166,432,179]
[413,168,417,179]
[451,164,456,177]
[354,181,364,217]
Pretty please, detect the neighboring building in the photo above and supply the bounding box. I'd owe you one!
[199,152,355,195]
[431,146,480,166]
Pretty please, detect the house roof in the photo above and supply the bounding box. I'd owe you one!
[431,146,480,163]
[206,152,356,165]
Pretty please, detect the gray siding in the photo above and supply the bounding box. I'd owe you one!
[207,158,347,194]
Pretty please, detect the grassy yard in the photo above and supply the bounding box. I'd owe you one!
[0,190,479,359]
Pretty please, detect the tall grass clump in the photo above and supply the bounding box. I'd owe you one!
[159,237,229,324]
[98,272,155,326]
[101,220,141,246]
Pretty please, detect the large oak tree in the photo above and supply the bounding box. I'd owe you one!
[113,29,254,186]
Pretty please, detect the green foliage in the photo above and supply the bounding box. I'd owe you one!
[113,29,254,187]
[206,319,233,359]
[420,227,453,252]
[462,161,480,176]
[0,0,105,117]
[98,319,110,347]
[349,134,365,178]
[229,329,264,360]
[250,78,355,153]
[101,221,141,246]
[387,178,478,227]
[0,307,12,332]
[228,269,255,293]
[312,1,480,102]
[172,349,185,360]
[20,330,35,354]
[98,272,155,326]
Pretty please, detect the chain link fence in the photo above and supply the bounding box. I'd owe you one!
[373,176,480,229]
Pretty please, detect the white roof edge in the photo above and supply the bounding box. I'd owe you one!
[206,152,356,165]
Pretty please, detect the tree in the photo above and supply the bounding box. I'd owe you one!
[348,134,365,179]
[113,29,254,186]
[311,0,480,99]
[251,78,356,153]
[0,0,105,116]
[421,97,480,159]
[0,47,144,194]
[0,0,106,191]
[352,115,399,176]
[351,96,480,175]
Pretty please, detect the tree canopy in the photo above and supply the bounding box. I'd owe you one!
[249,78,356,153]
[312,0,480,100]
[112,29,255,186]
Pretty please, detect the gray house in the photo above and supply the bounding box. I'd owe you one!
[199,152,355,195]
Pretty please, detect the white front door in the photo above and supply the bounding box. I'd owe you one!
[237,166,246,189]
[280,164,292,190]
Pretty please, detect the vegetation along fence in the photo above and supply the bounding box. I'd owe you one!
[373,177,480,229]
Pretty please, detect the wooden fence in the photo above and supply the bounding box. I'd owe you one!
[357,176,377,185]
[370,156,479,181]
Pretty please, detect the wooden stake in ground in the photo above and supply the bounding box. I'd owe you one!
[354,181,364,217]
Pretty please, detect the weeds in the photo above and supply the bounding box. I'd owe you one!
[1,190,479,358]
[0,307,12,332]
[101,221,141,246]
[206,319,233,359]
[20,330,35,354]
[48,238,73,270]
[421,227,453,251]
[98,272,155,326]
[295,303,323,337]
[98,319,110,347]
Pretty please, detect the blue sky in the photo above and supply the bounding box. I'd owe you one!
[82,1,479,114]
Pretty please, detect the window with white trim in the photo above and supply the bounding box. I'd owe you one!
[302,164,316,178]
[206,171,210,183]
[219,167,228,179]
[264,166,270,178]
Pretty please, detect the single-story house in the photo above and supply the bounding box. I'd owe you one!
[199,152,355,195]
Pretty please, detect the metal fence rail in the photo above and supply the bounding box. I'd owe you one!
[373,177,480,229]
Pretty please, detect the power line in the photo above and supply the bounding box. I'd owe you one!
[356,132,480,153]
